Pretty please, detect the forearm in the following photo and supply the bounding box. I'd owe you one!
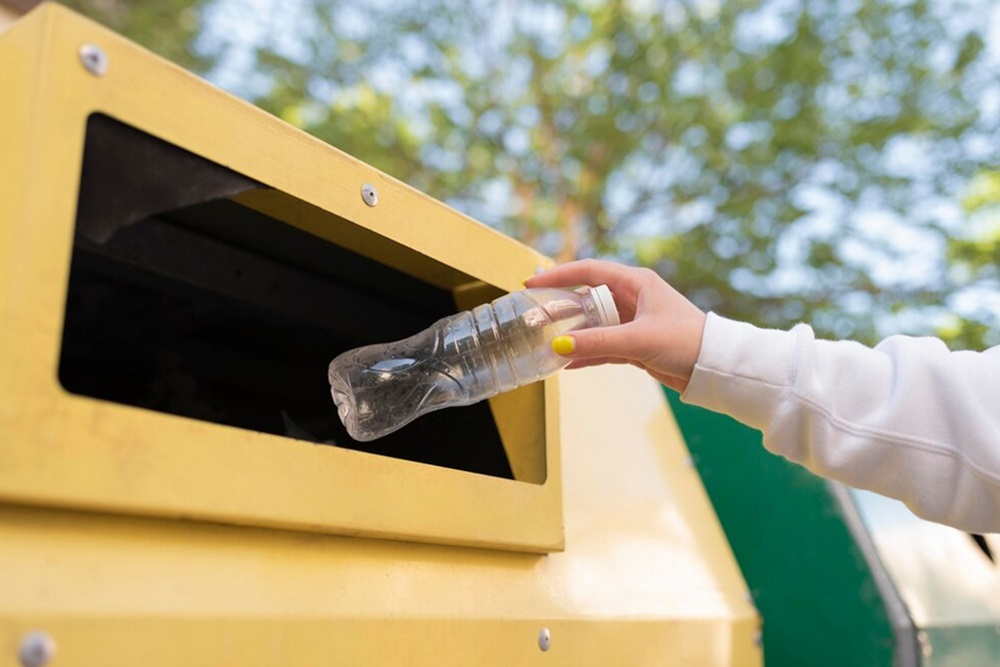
[681,313,1000,532]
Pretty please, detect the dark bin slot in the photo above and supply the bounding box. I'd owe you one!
[59,114,514,480]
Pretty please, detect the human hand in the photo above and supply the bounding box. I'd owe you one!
[525,259,707,393]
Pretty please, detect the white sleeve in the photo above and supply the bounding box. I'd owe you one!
[680,312,1000,533]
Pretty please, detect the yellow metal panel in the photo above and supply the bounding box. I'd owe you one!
[0,366,759,666]
[0,4,561,552]
[1,6,759,663]
[0,11,32,366]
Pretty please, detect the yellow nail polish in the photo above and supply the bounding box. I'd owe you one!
[551,335,575,355]
[521,276,534,287]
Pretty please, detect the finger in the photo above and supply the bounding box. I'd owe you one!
[565,356,629,370]
[551,325,638,363]
[525,258,632,290]
[527,260,646,323]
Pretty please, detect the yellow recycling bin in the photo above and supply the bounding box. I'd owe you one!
[0,4,760,664]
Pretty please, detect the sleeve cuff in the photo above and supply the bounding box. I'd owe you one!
[680,312,803,431]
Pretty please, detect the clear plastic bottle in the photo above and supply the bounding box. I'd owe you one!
[328,285,619,441]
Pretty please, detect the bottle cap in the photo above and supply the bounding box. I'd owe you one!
[590,284,620,326]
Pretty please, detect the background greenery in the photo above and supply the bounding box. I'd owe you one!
[59,0,1000,349]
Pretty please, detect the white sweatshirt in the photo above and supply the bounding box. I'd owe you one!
[681,313,1000,533]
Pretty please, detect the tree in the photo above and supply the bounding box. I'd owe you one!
[59,0,1000,349]
[59,0,210,71]
[946,169,1000,348]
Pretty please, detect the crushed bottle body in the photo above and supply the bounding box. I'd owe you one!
[329,286,618,441]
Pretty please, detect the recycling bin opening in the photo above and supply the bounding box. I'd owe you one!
[58,114,516,480]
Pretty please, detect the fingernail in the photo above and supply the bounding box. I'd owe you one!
[551,335,575,355]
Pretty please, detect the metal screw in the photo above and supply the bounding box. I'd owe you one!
[361,183,378,207]
[19,631,56,667]
[538,627,551,652]
[79,43,109,77]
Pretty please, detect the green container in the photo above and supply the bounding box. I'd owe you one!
[667,391,896,666]
[669,388,1000,666]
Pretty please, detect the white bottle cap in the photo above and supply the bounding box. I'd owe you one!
[590,284,620,326]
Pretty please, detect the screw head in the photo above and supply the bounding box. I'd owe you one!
[19,631,56,667]
[79,43,109,76]
[361,183,378,207]
[538,627,552,652]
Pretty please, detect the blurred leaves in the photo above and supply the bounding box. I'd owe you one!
[59,0,1000,349]
[60,0,209,71]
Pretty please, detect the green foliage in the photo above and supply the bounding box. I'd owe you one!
[941,170,1000,348]
[59,0,1000,349]
[59,0,209,71]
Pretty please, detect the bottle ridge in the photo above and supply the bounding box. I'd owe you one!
[328,285,619,441]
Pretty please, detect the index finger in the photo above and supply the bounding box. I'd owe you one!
[524,258,633,290]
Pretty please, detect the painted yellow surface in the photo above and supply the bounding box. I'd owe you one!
[0,366,760,665]
[0,2,560,553]
[0,5,760,664]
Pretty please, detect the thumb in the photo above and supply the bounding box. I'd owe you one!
[551,325,635,362]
